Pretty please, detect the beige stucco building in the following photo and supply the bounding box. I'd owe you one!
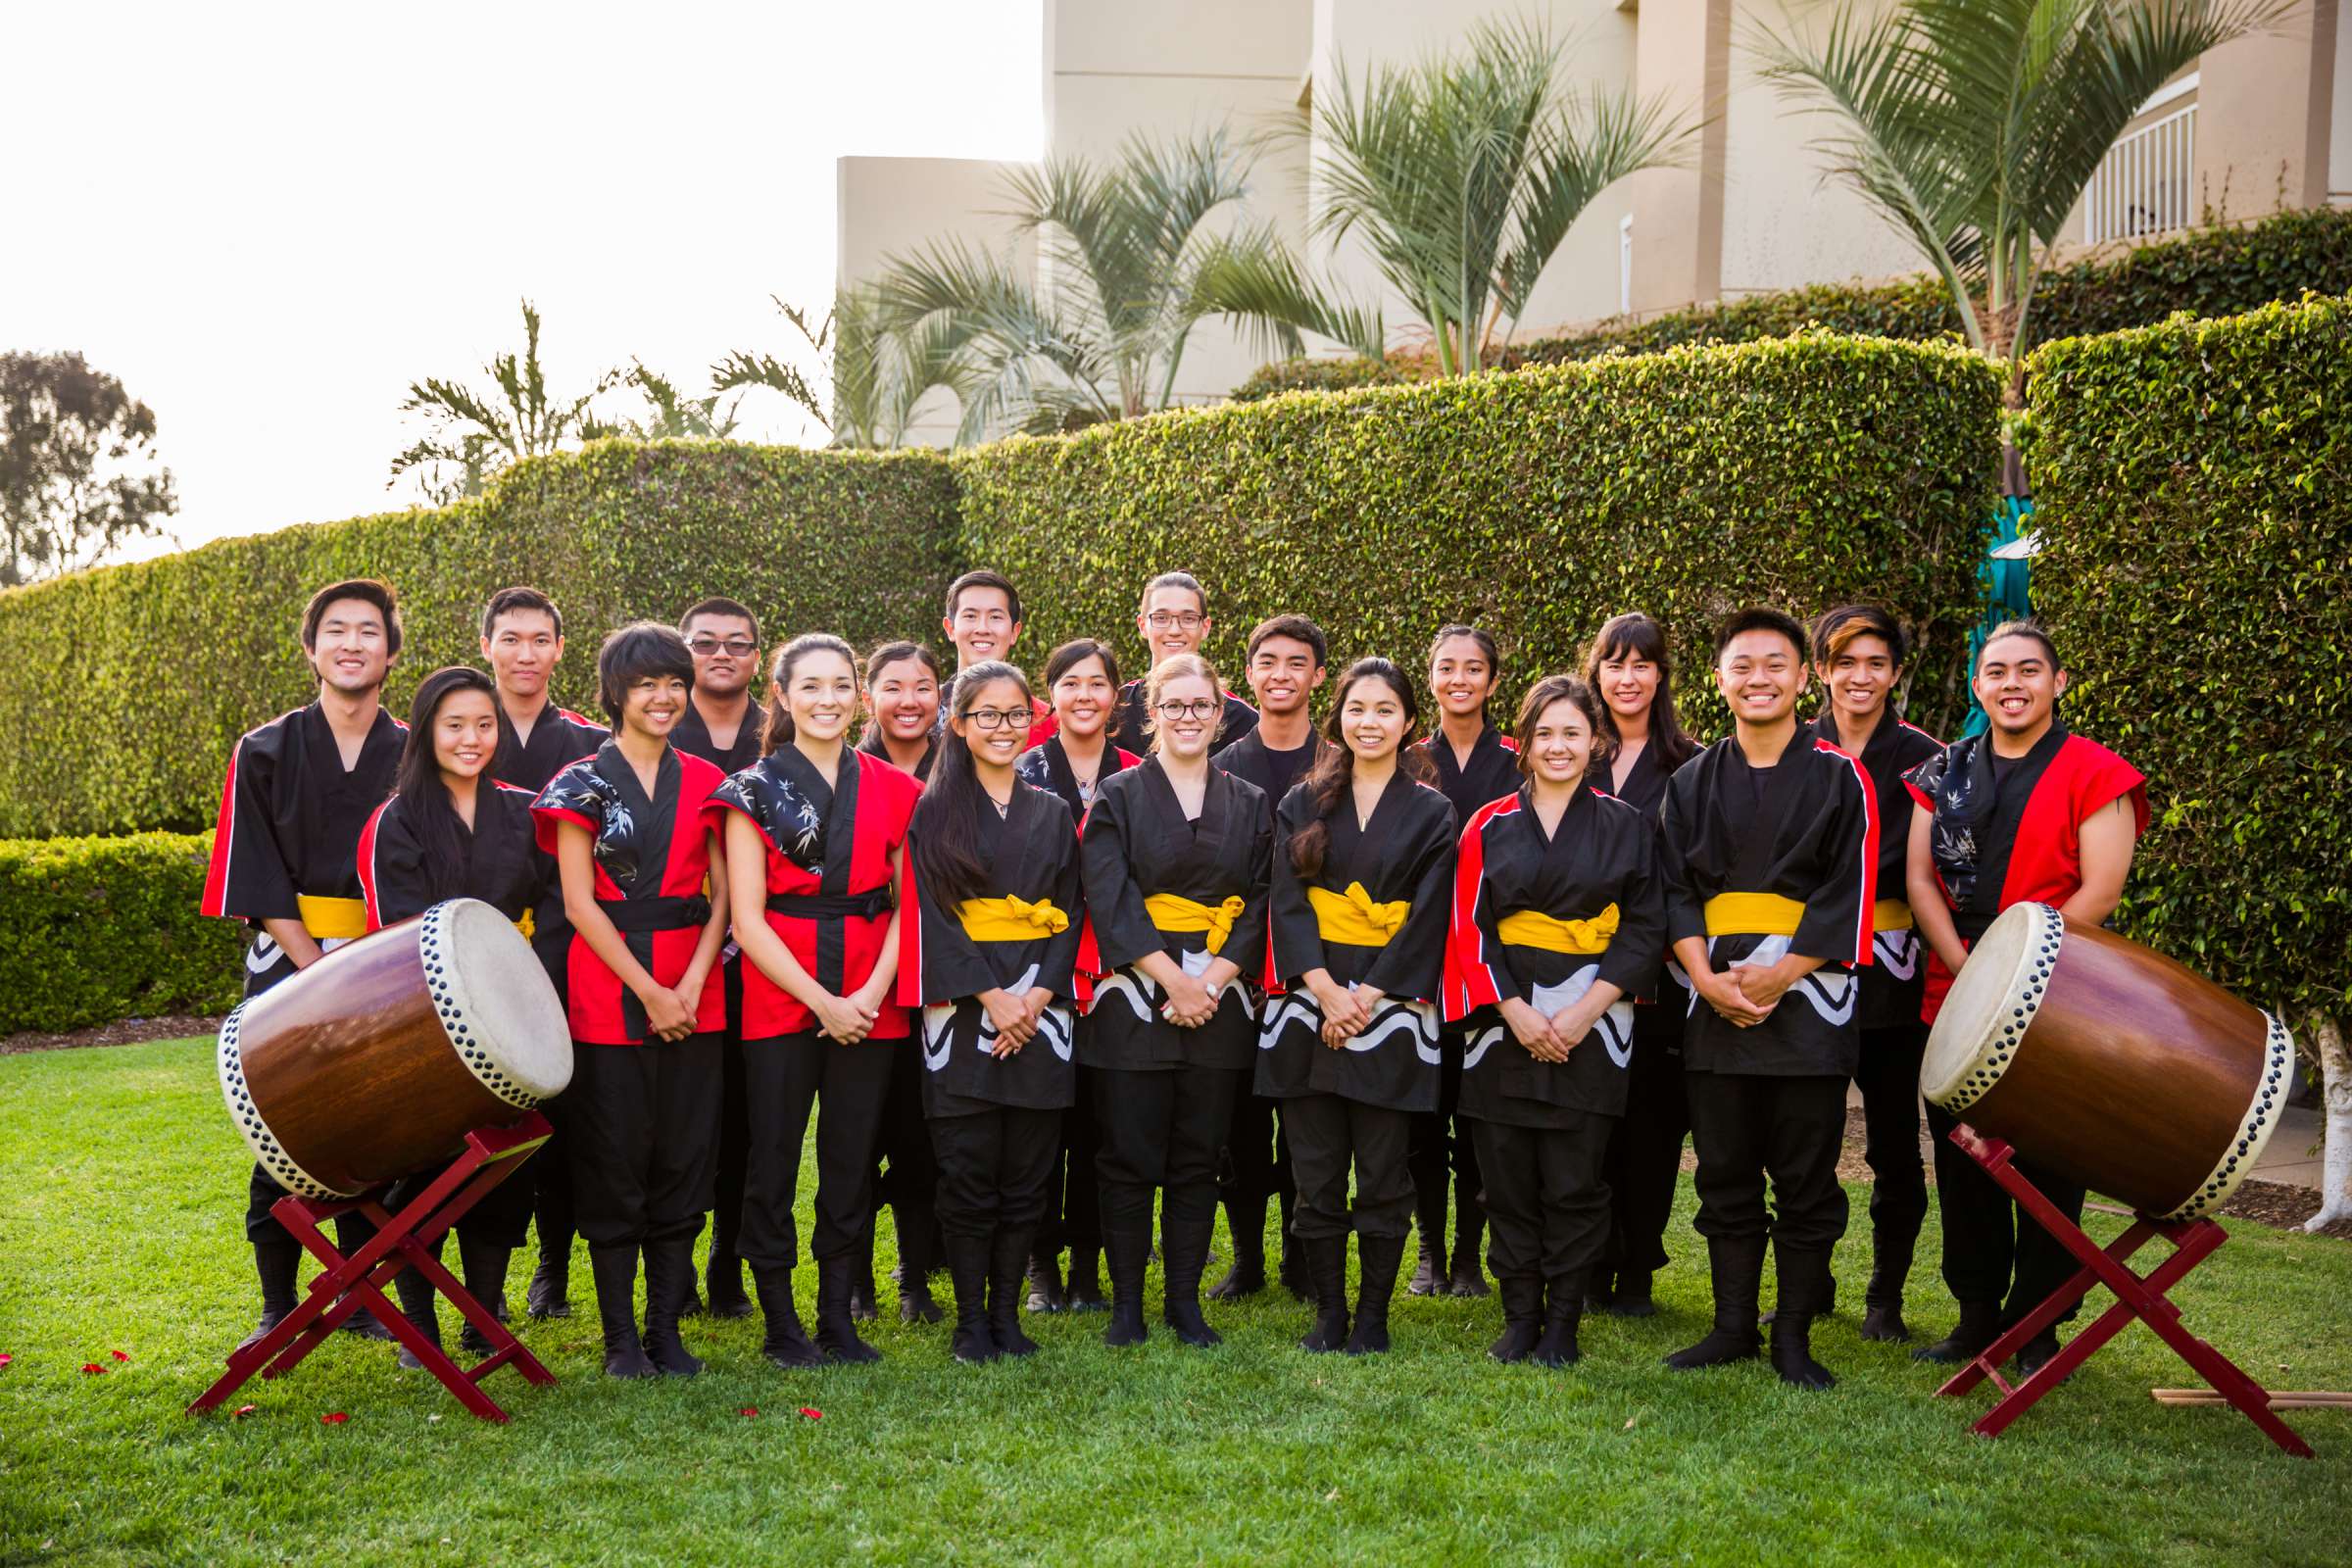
[840,0,2349,444]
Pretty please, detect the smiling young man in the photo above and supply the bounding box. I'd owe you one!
[940,570,1053,744]
[1657,608,1878,1391]
[202,578,410,1349]
[1110,572,1258,757]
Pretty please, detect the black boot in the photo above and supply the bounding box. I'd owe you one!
[1446,1189,1489,1298]
[1064,1246,1106,1312]
[640,1235,704,1377]
[750,1263,822,1367]
[1207,1195,1268,1299]
[848,1215,879,1322]
[1160,1215,1222,1348]
[1665,1235,1766,1371]
[525,1242,572,1319]
[1530,1272,1584,1367]
[707,1240,755,1320]
[457,1236,511,1355]
[393,1252,443,1369]
[1489,1274,1544,1363]
[588,1243,654,1378]
[1406,1192,1446,1297]
[1914,1299,2001,1364]
[1859,1231,1916,1343]
[989,1228,1041,1356]
[1605,1265,1657,1317]
[1769,1246,1836,1388]
[1772,1313,1835,1389]
[1298,1233,1349,1352]
[1102,1223,1150,1348]
[1347,1232,1405,1354]
[1024,1250,1067,1314]
[945,1232,998,1363]
[2013,1326,2064,1380]
[813,1252,881,1363]
[237,1237,301,1353]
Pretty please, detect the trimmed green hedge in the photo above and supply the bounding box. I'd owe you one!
[1232,207,2352,399]
[0,441,959,839]
[960,332,2003,742]
[2029,293,2352,1020]
[0,832,242,1033]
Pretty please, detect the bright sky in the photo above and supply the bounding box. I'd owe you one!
[2,0,1043,561]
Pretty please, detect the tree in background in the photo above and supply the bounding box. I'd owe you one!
[712,288,956,450]
[0,352,177,587]
[389,299,619,503]
[869,130,1380,443]
[1754,0,2290,406]
[587,363,743,442]
[1298,19,1689,378]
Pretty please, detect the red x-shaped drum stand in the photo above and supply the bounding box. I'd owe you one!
[188,1114,558,1424]
[1935,1125,2313,1457]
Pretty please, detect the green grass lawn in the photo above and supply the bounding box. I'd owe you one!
[3,1037,2348,1567]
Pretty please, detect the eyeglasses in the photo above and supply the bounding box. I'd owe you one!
[1145,612,1204,632]
[1156,699,1219,721]
[965,707,1032,731]
[688,638,757,658]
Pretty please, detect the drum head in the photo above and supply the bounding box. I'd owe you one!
[425,899,572,1102]
[1922,902,2062,1112]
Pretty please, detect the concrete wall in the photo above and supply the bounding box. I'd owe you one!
[2198,0,2339,219]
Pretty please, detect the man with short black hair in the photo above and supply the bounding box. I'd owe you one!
[1658,607,1878,1390]
[1111,571,1258,755]
[202,578,410,1350]
[673,598,764,776]
[941,569,1052,742]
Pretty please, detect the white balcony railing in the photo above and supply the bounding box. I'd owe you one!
[2082,103,2197,245]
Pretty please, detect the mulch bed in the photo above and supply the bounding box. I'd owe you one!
[0,1014,224,1056]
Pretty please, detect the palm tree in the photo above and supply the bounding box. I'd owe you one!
[390,299,619,502]
[1299,19,1690,378]
[588,364,742,442]
[1754,0,2291,403]
[869,130,1380,444]
[713,289,954,451]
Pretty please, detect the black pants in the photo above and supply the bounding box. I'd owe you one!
[710,956,750,1265]
[1853,1023,1930,1253]
[529,932,576,1260]
[931,1105,1062,1238]
[1598,1001,1689,1277]
[1039,1065,1104,1255]
[384,1148,536,1250]
[1684,1070,1849,1251]
[244,1164,380,1261]
[874,1043,941,1272]
[1406,1034,1482,1241]
[1926,1102,2088,1323]
[1471,1112,1614,1285]
[1286,1094,1416,1241]
[567,1034,722,1247]
[737,1031,896,1269]
[1094,1063,1242,1235]
[1220,1088,1296,1207]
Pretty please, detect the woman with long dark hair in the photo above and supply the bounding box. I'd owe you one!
[858,641,942,780]
[357,665,545,1367]
[1446,674,1665,1367]
[1077,652,1271,1348]
[1580,612,1702,1317]
[710,633,923,1367]
[1260,659,1458,1354]
[897,662,1084,1361]
[1014,637,1142,1313]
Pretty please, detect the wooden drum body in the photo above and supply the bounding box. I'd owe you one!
[1922,903,2293,1220]
[218,899,571,1199]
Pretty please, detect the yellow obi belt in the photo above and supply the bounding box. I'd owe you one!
[1701,893,1806,938]
[295,894,368,941]
[1872,899,1913,932]
[1308,882,1407,948]
[1496,903,1618,956]
[1146,893,1246,956]
[957,896,1070,942]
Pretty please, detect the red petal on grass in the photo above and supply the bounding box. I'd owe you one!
[798,1407,821,1420]
[320,1411,349,1425]
[233,1404,259,1418]
[0,1352,13,1367]
[738,1406,760,1417]
[80,1363,106,1375]
[110,1349,130,1362]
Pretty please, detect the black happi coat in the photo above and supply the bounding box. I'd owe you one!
[357,782,544,927]
[493,704,606,793]
[1111,679,1259,758]
[1660,732,1878,1076]
[899,782,1085,1116]
[1446,784,1666,1125]
[1420,723,1521,830]
[1217,728,1324,831]
[1014,734,1139,827]
[200,702,407,996]
[1258,771,1458,1111]
[1810,713,1941,1029]
[672,696,763,777]
[1077,758,1272,1072]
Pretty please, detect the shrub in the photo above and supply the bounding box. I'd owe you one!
[0,832,242,1033]
[959,331,2002,741]
[0,441,959,839]
[2029,293,2352,1020]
